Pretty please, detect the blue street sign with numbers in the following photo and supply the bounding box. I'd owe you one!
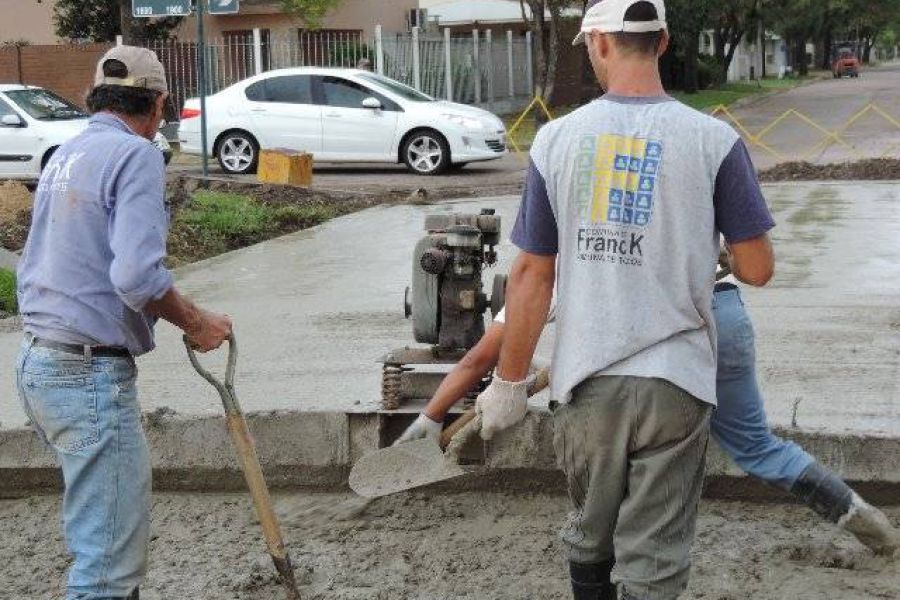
[208,0,240,14]
[132,1,191,17]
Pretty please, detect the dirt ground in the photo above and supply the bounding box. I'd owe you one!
[759,158,900,182]
[0,490,896,600]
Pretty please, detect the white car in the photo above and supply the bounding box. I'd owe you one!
[178,68,508,176]
[0,84,171,180]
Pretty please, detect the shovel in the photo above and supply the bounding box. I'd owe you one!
[185,333,302,600]
[349,367,550,499]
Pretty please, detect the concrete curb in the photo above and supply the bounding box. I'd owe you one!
[2,410,898,502]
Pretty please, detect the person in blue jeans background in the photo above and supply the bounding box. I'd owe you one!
[398,283,898,595]
[16,46,231,600]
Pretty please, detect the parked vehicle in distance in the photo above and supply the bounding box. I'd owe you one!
[831,44,860,78]
[0,84,171,180]
[178,68,508,176]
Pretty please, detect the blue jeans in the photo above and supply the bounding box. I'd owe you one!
[711,286,814,490]
[16,337,150,600]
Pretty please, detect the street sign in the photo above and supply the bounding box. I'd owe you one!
[208,0,240,15]
[132,1,191,17]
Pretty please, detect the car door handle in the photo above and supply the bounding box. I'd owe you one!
[251,108,267,113]
[325,112,341,118]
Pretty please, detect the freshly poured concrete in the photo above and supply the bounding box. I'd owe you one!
[0,182,897,438]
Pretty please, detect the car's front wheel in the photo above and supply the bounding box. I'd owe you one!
[402,130,450,176]
[216,131,259,175]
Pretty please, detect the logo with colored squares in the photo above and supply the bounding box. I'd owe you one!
[573,134,663,227]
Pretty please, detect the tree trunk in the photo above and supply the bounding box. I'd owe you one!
[821,29,832,70]
[714,29,727,84]
[723,30,744,83]
[542,3,561,105]
[793,37,808,76]
[683,32,700,93]
[119,0,132,43]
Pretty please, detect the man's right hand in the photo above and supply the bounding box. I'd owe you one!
[185,309,232,352]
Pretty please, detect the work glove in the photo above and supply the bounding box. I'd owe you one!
[393,414,443,446]
[476,376,529,441]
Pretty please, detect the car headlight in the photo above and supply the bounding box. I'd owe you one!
[441,113,486,131]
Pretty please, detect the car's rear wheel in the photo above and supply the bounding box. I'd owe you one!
[216,131,258,175]
[402,130,450,176]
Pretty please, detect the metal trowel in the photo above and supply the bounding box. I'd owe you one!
[349,368,550,499]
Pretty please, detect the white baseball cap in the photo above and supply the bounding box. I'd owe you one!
[94,45,168,94]
[573,0,667,46]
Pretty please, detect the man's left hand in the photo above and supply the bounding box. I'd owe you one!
[476,376,529,440]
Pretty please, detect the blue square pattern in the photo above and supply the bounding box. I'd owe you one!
[614,155,630,171]
[622,208,634,224]
[646,142,663,158]
[636,193,653,209]
[634,211,651,226]
[641,158,659,175]
[624,191,635,207]
[628,157,642,172]
[638,176,656,193]
[609,188,624,205]
[607,206,622,223]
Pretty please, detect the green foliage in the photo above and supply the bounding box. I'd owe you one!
[272,204,337,229]
[46,0,181,43]
[0,269,17,315]
[279,0,344,29]
[181,191,273,242]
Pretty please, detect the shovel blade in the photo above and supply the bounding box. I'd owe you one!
[349,439,466,499]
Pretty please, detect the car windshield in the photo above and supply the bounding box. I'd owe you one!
[5,88,86,120]
[357,73,434,102]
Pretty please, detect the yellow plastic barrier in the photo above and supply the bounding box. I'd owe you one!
[506,96,556,156]
[709,103,900,162]
[505,99,900,164]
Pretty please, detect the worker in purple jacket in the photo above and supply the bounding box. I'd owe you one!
[15,46,231,600]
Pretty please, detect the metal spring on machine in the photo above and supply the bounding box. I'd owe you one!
[382,363,404,410]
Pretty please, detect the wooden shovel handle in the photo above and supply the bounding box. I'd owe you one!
[438,367,550,449]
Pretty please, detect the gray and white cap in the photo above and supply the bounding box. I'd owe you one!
[94,45,168,94]
[573,0,667,46]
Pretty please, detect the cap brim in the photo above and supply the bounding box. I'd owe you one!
[573,31,586,46]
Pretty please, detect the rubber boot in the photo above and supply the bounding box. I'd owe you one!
[569,559,616,600]
[791,462,899,556]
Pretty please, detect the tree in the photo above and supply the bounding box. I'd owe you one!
[519,0,569,104]
[42,0,181,43]
[666,0,714,92]
[709,0,761,84]
[279,0,344,29]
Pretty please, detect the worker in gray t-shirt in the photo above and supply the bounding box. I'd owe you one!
[473,1,775,598]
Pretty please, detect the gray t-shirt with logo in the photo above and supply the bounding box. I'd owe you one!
[510,95,774,406]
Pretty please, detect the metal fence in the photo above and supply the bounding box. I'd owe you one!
[144,26,534,118]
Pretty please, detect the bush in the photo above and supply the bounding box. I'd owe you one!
[697,54,723,90]
[0,268,17,315]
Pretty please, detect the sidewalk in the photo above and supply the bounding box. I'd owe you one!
[1,181,897,493]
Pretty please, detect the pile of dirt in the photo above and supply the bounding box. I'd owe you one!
[759,158,900,182]
[1,491,896,600]
[0,181,33,252]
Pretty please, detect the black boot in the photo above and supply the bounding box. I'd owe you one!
[791,462,898,555]
[790,461,853,523]
[569,559,616,600]
[127,588,139,600]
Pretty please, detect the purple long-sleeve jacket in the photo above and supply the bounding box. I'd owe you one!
[17,113,173,356]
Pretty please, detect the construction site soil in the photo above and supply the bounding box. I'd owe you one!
[1,491,897,600]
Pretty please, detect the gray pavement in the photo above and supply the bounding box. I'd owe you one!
[729,65,900,169]
[0,181,898,438]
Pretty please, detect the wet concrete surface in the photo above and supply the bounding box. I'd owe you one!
[0,181,897,437]
[729,65,900,169]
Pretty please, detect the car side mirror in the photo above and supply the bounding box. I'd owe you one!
[362,97,382,109]
[1,114,24,127]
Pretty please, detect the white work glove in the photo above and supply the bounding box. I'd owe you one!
[393,414,443,446]
[476,376,529,441]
